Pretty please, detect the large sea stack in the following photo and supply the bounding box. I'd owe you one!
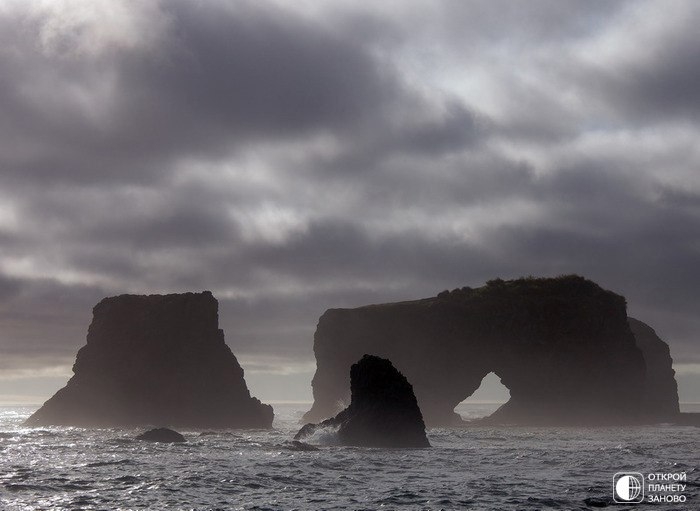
[296,355,430,447]
[628,317,680,418]
[303,276,680,426]
[25,291,273,428]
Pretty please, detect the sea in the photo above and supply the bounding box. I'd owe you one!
[1,403,698,511]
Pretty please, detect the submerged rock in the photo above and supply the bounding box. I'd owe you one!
[136,428,186,443]
[304,275,680,426]
[284,440,320,451]
[583,497,610,508]
[296,355,430,447]
[24,291,273,428]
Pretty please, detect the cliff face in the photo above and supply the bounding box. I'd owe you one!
[296,355,430,447]
[628,317,680,420]
[304,276,680,426]
[25,291,273,428]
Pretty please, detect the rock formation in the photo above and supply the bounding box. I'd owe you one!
[136,427,186,443]
[296,355,430,447]
[25,291,273,428]
[628,317,680,420]
[303,276,680,426]
[284,440,320,452]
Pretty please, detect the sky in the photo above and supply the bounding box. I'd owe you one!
[0,0,698,405]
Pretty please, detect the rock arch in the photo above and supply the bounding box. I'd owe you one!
[303,276,679,426]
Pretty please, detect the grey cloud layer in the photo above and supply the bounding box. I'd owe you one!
[0,0,405,184]
[0,0,698,382]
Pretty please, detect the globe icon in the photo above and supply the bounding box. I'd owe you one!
[615,475,642,501]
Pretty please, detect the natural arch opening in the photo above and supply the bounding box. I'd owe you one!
[455,372,511,420]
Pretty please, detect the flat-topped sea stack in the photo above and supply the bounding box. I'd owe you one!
[25,291,273,428]
[296,355,430,447]
[303,276,680,426]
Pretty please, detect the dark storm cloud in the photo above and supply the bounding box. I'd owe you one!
[0,0,698,400]
[317,100,486,175]
[236,220,496,287]
[376,101,484,157]
[0,0,404,185]
[155,1,393,134]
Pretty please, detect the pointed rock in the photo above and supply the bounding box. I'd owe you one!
[296,355,430,447]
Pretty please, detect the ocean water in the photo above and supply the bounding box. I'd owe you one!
[1,403,697,510]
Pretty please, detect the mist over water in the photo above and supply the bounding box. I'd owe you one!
[1,404,697,510]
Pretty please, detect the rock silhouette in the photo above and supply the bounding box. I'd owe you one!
[136,428,186,443]
[628,317,680,420]
[303,276,680,426]
[284,440,320,451]
[296,355,430,447]
[25,291,273,428]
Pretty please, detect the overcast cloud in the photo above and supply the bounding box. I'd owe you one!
[1,0,698,403]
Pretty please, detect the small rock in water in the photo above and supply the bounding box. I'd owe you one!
[136,428,186,443]
[583,497,610,507]
[285,440,320,451]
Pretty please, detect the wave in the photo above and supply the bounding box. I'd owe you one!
[298,425,341,446]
